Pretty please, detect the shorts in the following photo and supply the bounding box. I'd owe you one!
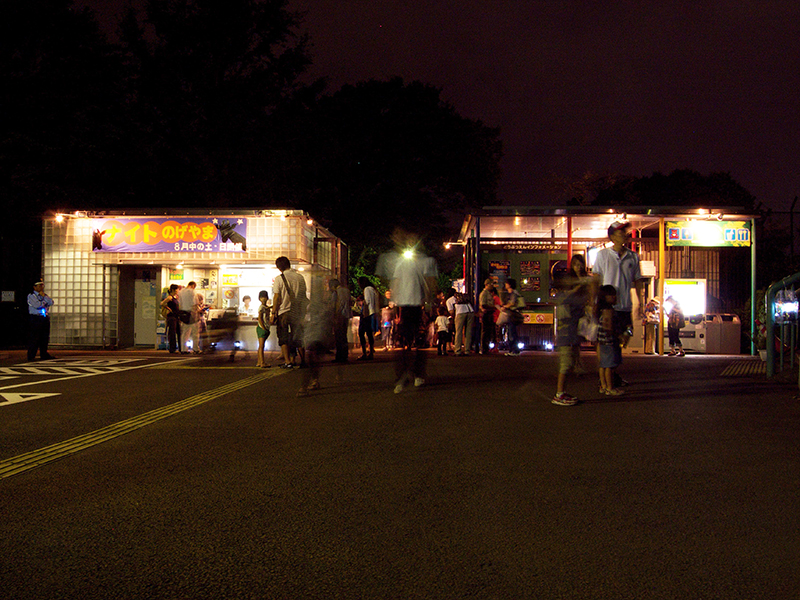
[256,325,269,339]
[598,343,622,369]
[276,311,303,349]
[557,345,580,374]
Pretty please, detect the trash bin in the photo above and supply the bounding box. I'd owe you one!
[705,313,741,354]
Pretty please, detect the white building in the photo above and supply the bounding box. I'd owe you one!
[41,209,346,349]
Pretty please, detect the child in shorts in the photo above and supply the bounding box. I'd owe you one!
[597,284,623,396]
[256,290,271,368]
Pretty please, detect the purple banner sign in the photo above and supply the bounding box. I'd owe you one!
[91,217,248,253]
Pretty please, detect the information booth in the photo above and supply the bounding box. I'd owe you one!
[40,209,346,350]
[454,206,757,354]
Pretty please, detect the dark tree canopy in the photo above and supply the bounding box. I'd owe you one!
[557,169,757,211]
[273,77,503,249]
[117,0,313,206]
[1,0,125,217]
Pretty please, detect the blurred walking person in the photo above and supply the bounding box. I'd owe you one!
[328,278,352,363]
[357,276,379,360]
[376,229,438,393]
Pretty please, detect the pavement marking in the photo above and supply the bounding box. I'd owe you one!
[0,366,118,376]
[0,358,194,393]
[0,392,61,405]
[720,360,767,377]
[17,358,146,367]
[0,369,283,479]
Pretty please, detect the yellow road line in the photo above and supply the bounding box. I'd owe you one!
[0,370,282,479]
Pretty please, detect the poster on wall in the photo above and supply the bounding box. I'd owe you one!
[488,260,510,285]
[91,217,248,253]
[520,261,540,276]
[521,277,540,292]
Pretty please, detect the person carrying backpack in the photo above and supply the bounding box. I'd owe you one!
[666,296,686,356]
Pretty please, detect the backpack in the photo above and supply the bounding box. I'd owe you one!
[454,291,472,306]
[669,309,685,329]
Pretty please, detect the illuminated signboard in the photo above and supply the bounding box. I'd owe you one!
[666,221,750,247]
[91,217,248,253]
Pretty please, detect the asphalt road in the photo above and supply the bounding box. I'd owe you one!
[1,348,798,599]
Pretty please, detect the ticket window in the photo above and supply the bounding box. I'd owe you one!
[220,267,280,316]
[237,287,262,318]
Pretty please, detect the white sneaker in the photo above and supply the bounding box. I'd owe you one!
[414,377,425,387]
[394,373,411,394]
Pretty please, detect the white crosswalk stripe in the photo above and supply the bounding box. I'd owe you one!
[0,366,124,376]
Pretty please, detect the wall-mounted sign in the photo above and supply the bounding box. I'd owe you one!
[91,217,248,253]
[522,311,554,325]
[666,221,750,247]
[500,242,568,251]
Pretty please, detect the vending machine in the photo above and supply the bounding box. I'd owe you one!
[663,279,707,353]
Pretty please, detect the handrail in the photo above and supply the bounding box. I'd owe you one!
[766,271,800,378]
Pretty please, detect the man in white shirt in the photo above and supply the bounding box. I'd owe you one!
[592,221,646,336]
[178,281,201,353]
[271,256,308,368]
[593,221,646,384]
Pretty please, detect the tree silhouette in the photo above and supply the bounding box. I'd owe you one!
[118,0,313,206]
[1,0,125,215]
[273,77,503,250]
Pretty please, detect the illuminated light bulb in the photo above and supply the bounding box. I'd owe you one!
[403,249,414,259]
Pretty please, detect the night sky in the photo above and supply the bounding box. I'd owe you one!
[80,0,800,213]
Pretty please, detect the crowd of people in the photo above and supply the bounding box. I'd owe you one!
[23,220,684,406]
[151,222,681,403]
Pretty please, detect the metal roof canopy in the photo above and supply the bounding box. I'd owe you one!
[457,205,759,355]
[457,206,757,243]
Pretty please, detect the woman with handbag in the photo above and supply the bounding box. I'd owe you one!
[160,284,181,353]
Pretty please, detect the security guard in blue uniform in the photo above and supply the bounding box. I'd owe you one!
[27,280,55,361]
